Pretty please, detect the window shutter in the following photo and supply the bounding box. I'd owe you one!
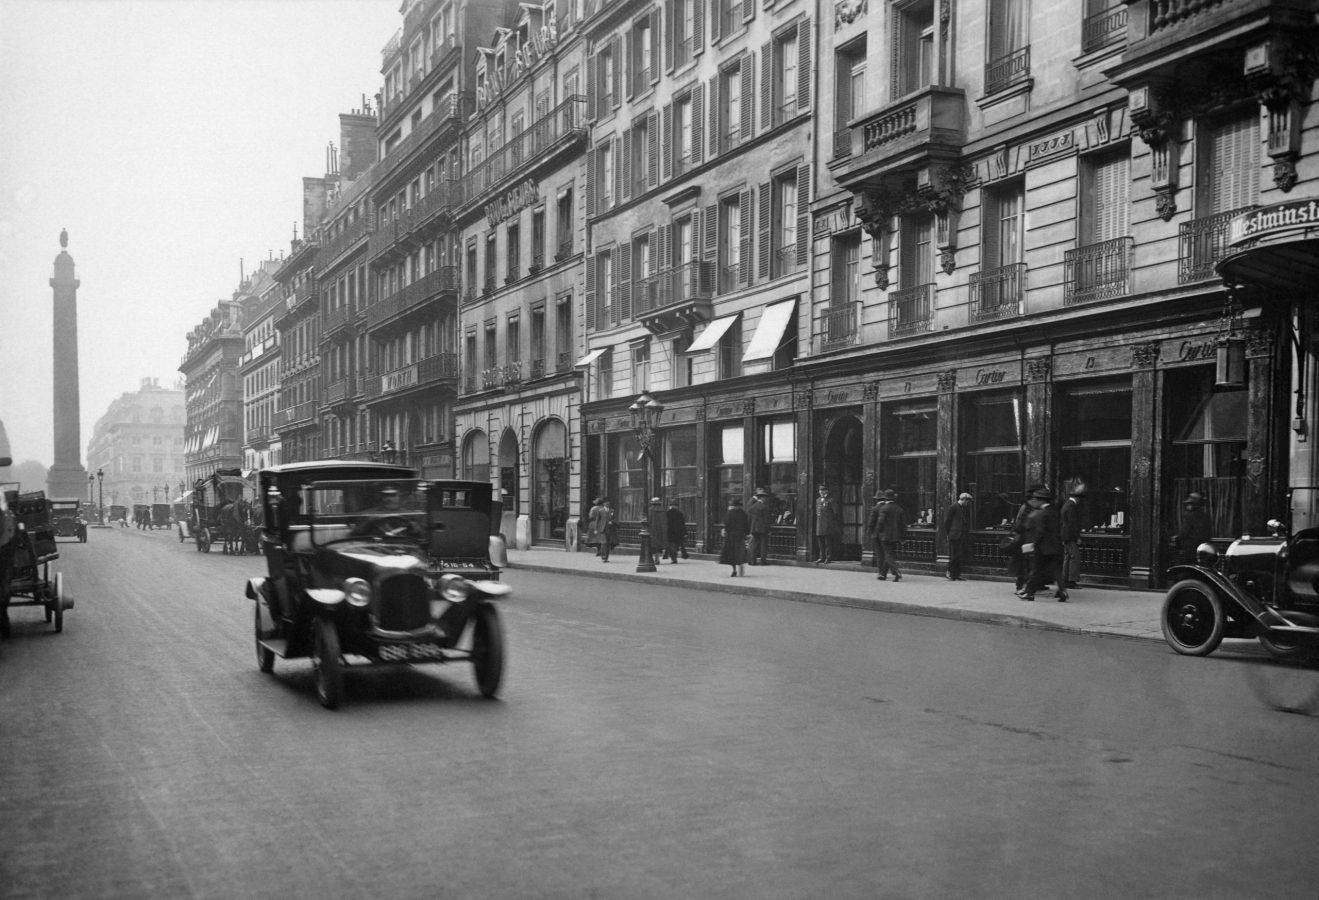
[743,0,755,25]
[586,142,598,216]
[795,163,811,266]
[760,40,772,132]
[662,103,673,181]
[621,129,633,201]
[664,0,675,71]
[1093,153,1130,243]
[650,13,661,84]
[758,181,771,280]
[704,203,718,261]
[625,30,635,100]
[585,252,598,330]
[619,243,632,322]
[587,51,598,122]
[691,83,705,165]
[983,191,1001,267]
[740,58,754,142]
[708,75,719,158]
[610,249,621,325]
[647,110,660,187]
[658,223,670,273]
[796,19,811,113]
[710,0,721,43]
[1206,115,1260,214]
[739,190,753,286]
[613,138,623,208]
[693,0,704,56]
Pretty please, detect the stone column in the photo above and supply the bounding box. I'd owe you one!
[47,229,88,499]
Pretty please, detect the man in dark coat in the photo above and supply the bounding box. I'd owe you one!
[747,487,772,565]
[1172,491,1214,565]
[646,498,668,564]
[814,485,842,563]
[1059,482,1085,589]
[664,499,688,563]
[940,492,973,581]
[867,489,908,582]
[719,497,750,577]
[1021,486,1066,602]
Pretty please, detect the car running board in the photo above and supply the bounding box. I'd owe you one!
[258,638,290,658]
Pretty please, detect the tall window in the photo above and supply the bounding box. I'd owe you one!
[717,317,742,379]
[1056,378,1132,539]
[484,233,497,291]
[483,322,497,372]
[595,348,613,399]
[885,402,938,527]
[676,94,694,172]
[773,30,799,124]
[555,296,572,371]
[631,118,651,195]
[597,142,614,210]
[675,0,695,67]
[676,215,695,265]
[506,222,520,282]
[893,0,936,98]
[721,61,742,152]
[633,232,652,311]
[599,249,614,325]
[986,0,1030,93]
[835,40,866,158]
[983,181,1024,268]
[719,194,742,293]
[717,425,745,510]
[1197,112,1260,215]
[632,15,655,94]
[531,208,546,269]
[831,231,862,306]
[557,188,573,258]
[631,341,649,392]
[506,315,521,364]
[760,419,798,527]
[773,169,799,276]
[959,391,1024,529]
[899,214,934,288]
[1082,151,1131,244]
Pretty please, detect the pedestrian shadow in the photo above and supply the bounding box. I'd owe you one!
[262,661,504,708]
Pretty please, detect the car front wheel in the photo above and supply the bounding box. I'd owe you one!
[471,604,504,699]
[311,618,343,709]
[1161,579,1225,656]
[1257,632,1312,661]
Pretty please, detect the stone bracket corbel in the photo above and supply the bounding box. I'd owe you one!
[918,165,975,274]
[855,188,894,290]
[1129,85,1180,221]
[1244,40,1317,193]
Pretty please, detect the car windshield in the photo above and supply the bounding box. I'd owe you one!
[304,478,427,546]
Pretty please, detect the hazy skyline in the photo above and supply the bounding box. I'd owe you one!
[0,0,399,467]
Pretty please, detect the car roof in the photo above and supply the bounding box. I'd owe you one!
[260,461,418,481]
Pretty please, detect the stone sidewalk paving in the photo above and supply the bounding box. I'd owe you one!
[506,545,1167,643]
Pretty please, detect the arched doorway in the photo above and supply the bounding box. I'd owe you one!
[820,413,865,560]
[498,429,520,517]
[532,418,568,541]
[461,429,489,482]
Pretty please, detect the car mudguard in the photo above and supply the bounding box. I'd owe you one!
[468,579,511,599]
[304,587,346,608]
[1166,564,1290,630]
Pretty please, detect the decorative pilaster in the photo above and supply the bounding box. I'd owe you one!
[1131,341,1161,369]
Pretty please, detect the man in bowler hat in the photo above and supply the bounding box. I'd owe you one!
[868,489,908,581]
[940,492,974,581]
[1021,486,1066,602]
[747,487,772,565]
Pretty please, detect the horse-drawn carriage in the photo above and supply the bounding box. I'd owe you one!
[191,468,258,554]
[110,504,128,527]
[1,464,74,637]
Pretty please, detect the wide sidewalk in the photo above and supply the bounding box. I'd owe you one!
[506,545,1167,643]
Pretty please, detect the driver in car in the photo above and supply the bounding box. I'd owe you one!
[353,486,423,539]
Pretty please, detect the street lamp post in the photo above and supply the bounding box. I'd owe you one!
[88,474,95,510]
[96,467,104,525]
[629,391,664,573]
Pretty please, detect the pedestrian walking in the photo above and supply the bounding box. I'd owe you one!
[1020,486,1066,602]
[647,497,668,563]
[867,489,907,581]
[747,487,772,565]
[1171,491,1214,565]
[1060,482,1085,589]
[587,497,617,562]
[585,497,605,557]
[813,485,842,563]
[720,497,749,577]
[600,498,618,561]
[665,499,688,562]
[1001,490,1036,594]
[940,492,974,581]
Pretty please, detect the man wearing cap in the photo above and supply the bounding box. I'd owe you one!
[867,489,908,581]
[1020,486,1066,601]
[814,485,842,563]
[747,487,772,565]
[647,497,669,562]
[940,492,974,581]
[1172,491,1213,566]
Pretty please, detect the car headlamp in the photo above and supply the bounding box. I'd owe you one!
[1195,542,1219,567]
[439,574,470,603]
[343,577,372,607]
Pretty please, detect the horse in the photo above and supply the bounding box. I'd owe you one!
[220,497,252,555]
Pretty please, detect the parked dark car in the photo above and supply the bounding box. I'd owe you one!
[1161,517,1319,660]
[49,499,87,542]
[246,461,509,709]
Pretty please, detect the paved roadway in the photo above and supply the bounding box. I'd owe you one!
[2,527,1318,899]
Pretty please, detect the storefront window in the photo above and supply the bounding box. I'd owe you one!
[461,429,489,482]
[959,391,1024,529]
[1056,378,1131,533]
[611,432,646,523]
[662,425,700,528]
[717,424,744,510]
[759,419,797,525]
[532,419,568,540]
[885,402,937,527]
[1165,367,1247,539]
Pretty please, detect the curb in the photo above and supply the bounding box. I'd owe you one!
[507,560,1158,643]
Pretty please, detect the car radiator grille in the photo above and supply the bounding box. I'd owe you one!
[375,573,430,632]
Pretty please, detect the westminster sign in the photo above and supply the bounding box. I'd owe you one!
[1229,200,1319,248]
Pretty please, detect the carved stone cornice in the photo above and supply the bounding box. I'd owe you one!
[1131,341,1160,369]
[937,371,957,392]
[741,398,756,415]
[794,391,813,409]
[862,382,879,401]
[1026,358,1052,382]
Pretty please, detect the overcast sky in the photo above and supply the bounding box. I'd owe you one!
[0,0,398,467]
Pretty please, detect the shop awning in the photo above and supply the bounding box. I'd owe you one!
[575,347,609,367]
[742,299,797,362]
[685,313,740,353]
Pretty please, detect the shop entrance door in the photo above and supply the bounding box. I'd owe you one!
[822,415,865,560]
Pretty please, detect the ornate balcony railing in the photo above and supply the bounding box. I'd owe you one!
[814,302,860,353]
[970,263,1027,322]
[634,260,716,315]
[557,351,573,372]
[1179,207,1254,284]
[275,400,320,430]
[366,266,460,330]
[455,96,587,210]
[1082,2,1127,54]
[775,97,799,128]
[1065,237,1133,304]
[379,91,472,170]
[1149,0,1222,33]
[245,426,273,444]
[322,306,351,336]
[326,376,356,404]
[530,357,546,379]
[376,352,459,397]
[775,246,801,278]
[556,237,574,261]
[718,262,743,294]
[889,283,935,336]
[318,217,369,263]
[985,46,1031,95]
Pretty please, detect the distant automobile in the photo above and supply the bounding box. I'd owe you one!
[49,499,87,542]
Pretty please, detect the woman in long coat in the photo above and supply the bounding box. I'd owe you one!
[719,497,750,577]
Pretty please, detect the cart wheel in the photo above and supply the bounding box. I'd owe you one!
[311,618,343,710]
[471,604,505,698]
[255,605,275,673]
[1161,579,1225,656]
[52,572,64,634]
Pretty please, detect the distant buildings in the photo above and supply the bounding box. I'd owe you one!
[86,378,186,509]
[179,300,244,485]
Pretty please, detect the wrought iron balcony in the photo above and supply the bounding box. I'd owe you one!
[970,263,1027,322]
[454,96,587,211]
[374,352,459,398]
[774,246,801,278]
[326,376,356,404]
[318,217,369,264]
[718,262,743,295]
[985,46,1031,95]
[889,284,934,336]
[275,400,320,430]
[245,426,273,444]
[814,302,861,353]
[1179,208,1254,284]
[1065,237,1134,304]
[366,266,460,331]
[368,182,457,264]
[530,357,546,380]
[1082,1,1127,54]
[831,87,965,190]
[634,260,716,319]
[774,96,799,128]
[557,351,573,373]
[556,237,574,261]
[378,91,472,173]
[322,306,353,339]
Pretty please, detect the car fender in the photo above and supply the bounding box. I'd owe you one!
[488,533,508,568]
[1166,564,1286,629]
[468,579,511,600]
[304,587,347,608]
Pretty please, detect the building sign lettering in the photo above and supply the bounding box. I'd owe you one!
[476,18,560,109]
[384,364,418,393]
[485,179,539,226]
[975,368,1007,384]
[1228,199,1319,247]
[1178,340,1217,362]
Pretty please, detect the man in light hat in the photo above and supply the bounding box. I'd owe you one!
[1172,491,1213,566]
[867,489,908,581]
[940,492,974,581]
[1020,486,1065,601]
[747,487,772,565]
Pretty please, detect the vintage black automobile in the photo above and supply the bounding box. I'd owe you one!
[49,499,87,542]
[246,461,509,709]
[1161,518,1319,660]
